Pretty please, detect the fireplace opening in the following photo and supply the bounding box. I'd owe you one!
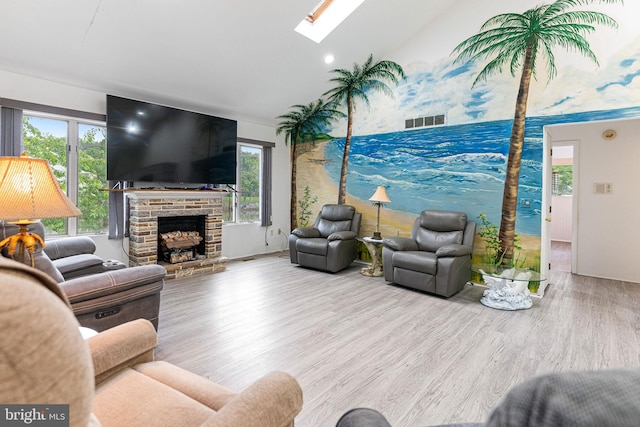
[157,215,206,263]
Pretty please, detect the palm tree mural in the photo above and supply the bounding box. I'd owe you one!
[324,54,405,205]
[452,0,620,264]
[276,99,344,228]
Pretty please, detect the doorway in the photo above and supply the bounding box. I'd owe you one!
[550,143,575,273]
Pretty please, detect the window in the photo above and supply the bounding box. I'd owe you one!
[223,139,273,226]
[223,143,263,223]
[552,165,573,195]
[295,0,366,43]
[22,113,108,235]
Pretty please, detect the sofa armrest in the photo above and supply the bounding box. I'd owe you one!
[88,318,157,385]
[383,236,418,252]
[59,264,166,303]
[44,236,96,260]
[291,227,321,238]
[327,230,357,241]
[435,244,472,258]
[202,371,303,427]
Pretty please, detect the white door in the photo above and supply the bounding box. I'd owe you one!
[539,129,553,296]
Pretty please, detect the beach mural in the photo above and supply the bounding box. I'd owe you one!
[293,0,640,284]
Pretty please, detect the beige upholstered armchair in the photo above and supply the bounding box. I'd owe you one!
[0,256,303,427]
[382,210,476,297]
[289,204,362,273]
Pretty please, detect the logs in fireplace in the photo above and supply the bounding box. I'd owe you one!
[157,215,206,264]
[159,231,203,263]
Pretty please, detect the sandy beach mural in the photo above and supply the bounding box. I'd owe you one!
[288,0,640,289]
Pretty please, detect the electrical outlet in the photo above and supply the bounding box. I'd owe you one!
[270,230,274,236]
[278,228,282,234]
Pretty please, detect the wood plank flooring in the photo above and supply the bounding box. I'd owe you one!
[155,242,640,426]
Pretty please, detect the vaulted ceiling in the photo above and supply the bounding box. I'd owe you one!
[0,0,455,126]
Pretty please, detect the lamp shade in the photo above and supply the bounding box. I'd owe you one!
[0,153,82,221]
[369,186,391,203]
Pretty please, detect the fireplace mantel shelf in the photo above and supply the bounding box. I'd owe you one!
[125,190,228,200]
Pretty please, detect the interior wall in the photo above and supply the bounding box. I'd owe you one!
[548,117,640,283]
[0,69,290,261]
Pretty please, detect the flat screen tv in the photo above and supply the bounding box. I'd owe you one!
[106,95,237,186]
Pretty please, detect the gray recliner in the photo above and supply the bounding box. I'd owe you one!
[336,368,640,426]
[382,210,476,297]
[289,204,361,273]
[1,220,166,331]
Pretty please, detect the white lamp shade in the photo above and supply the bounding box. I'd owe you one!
[369,186,391,203]
[0,153,82,221]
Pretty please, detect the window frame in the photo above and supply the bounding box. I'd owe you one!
[223,138,274,226]
[22,110,107,236]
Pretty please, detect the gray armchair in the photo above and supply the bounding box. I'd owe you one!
[382,210,476,297]
[289,204,361,273]
[1,220,165,331]
[1,220,125,280]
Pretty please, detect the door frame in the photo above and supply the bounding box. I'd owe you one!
[542,128,580,289]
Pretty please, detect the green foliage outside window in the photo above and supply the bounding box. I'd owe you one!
[22,117,108,234]
[222,145,262,223]
[77,125,109,233]
[552,165,573,196]
[238,147,260,222]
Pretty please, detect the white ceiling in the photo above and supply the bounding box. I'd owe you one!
[0,0,455,126]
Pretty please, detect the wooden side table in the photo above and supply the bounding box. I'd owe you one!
[357,237,384,277]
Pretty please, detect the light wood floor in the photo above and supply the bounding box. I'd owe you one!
[155,242,640,426]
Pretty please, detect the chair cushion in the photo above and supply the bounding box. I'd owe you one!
[419,210,467,231]
[316,218,353,238]
[296,238,329,256]
[93,368,216,427]
[53,253,104,275]
[315,204,356,237]
[416,228,463,253]
[392,251,437,275]
[320,204,356,221]
[134,361,236,411]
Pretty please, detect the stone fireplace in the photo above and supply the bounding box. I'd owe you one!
[127,191,227,279]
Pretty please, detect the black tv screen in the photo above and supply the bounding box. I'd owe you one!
[106,95,237,185]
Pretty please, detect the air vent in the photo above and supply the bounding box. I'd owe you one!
[405,114,446,129]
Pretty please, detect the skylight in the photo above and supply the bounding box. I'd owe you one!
[295,0,366,43]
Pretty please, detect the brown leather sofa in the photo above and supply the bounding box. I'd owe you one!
[1,220,165,331]
[0,256,303,427]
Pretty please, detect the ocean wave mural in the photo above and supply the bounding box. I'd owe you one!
[322,106,640,237]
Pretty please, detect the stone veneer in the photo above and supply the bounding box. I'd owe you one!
[126,191,227,279]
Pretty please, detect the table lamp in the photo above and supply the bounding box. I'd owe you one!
[368,186,390,240]
[0,153,82,266]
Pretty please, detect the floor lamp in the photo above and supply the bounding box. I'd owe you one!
[369,186,390,240]
[0,153,82,267]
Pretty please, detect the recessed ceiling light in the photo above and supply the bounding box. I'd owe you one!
[295,0,366,43]
[324,54,335,64]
